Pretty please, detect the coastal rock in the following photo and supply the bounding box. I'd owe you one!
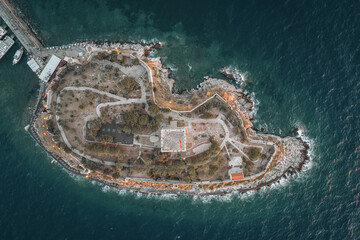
[153,42,162,49]
[219,66,246,83]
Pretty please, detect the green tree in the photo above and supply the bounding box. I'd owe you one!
[88,120,101,139]
[148,104,160,115]
[139,114,149,125]
[110,51,118,61]
[112,172,120,179]
[248,147,262,161]
[99,135,114,144]
[208,165,219,176]
[132,58,140,65]
[120,76,138,91]
[122,110,142,133]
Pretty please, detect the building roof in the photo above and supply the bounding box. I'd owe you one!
[39,55,61,82]
[0,26,6,38]
[231,172,244,180]
[170,121,178,128]
[161,128,187,152]
[0,36,14,58]
[27,58,40,72]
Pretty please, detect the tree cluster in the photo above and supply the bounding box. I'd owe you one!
[81,157,103,171]
[46,119,58,135]
[85,143,122,157]
[120,110,163,134]
[51,78,64,92]
[148,103,160,115]
[87,120,102,140]
[99,135,114,144]
[58,142,71,153]
[186,137,220,165]
[120,76,139,92]
[248,147,262,161]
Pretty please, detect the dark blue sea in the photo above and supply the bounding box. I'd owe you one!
[1,0,359,239]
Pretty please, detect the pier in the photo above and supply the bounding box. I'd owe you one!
[0,0,43,55]
[0,0,88,79]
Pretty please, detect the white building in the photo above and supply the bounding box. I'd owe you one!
[0,36,15,59]
[38,55,61,82]
[27,58,40,73]
[0,26,7,39]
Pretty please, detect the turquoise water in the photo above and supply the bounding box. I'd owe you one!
[1,0,359,239]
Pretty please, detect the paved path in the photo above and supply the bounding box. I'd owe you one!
[55,89,131,167]
[61,86,146,117]
[55,60,149,166]
[63,86,124,100]
[56,56,279,172]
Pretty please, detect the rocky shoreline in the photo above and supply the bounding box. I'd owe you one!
[27,40,311,197]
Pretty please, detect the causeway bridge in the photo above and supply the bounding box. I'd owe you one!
[0,0,87,70]
[0,0,43,55]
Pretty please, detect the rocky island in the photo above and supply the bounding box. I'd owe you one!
[25,41,309,196]
[0,0,309,196]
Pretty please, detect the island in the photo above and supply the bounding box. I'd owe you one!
[0,0,310,196]
[26,41,309,196]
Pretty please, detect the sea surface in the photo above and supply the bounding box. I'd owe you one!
[1,0,359,239]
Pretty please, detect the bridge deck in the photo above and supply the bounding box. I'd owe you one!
[0,0,43,55]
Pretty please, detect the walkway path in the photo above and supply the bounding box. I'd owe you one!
[56,55,279,172]
[55,89,131,167]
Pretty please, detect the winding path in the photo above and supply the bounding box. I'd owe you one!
[55,56,278,171]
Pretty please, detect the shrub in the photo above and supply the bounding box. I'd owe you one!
[132,58,140,65]
[120,76,138,91]
[248,147,262,161]
[148,104,160,115]
[99,135,114,144]
[208,165,219,176]
[112,172,120,179]
[186,137,220,165]
[81,157,103,171]
[200,112,214,119]
[87,120,101,139]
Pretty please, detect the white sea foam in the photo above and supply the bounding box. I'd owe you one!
[190,190,260,203]
[257,179,287,194]
[220,66,248,84]
[187,63,192,71]
[167,64,178,72]
[149,49,158,57]
[159,60,178,73]
[295,124,315,161]
[192,194,223,203]
[68,172,87,183]
[250,92,260,118]
[145,193,179,201]
[101,185,112,192]
[236,189,257,200]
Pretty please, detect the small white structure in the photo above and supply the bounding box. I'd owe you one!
[27,58,40,73]
[38,55,61,82]
[228,157,244,180]
[0,36,15,59]
[150,135,159,143]
[0,26,7,39]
